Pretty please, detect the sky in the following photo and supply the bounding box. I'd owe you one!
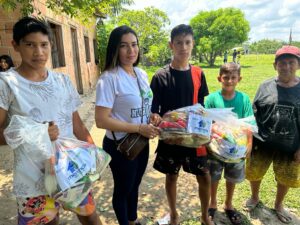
[126,0,300,43]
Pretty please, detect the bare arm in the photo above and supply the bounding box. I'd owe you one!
[95,106,139,133]
[0,108,8,145]
[95,106,159,138]
[73,111,94,144]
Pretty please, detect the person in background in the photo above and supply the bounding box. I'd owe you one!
[245,45,300,224]
[0,17,102,225]
[223,51,228,63]
[0,55,14,72]
[95,25,160,225]
[232,49,237,63]
[151,24,214,225]
[236,51,241,64]
[205,62,253,225]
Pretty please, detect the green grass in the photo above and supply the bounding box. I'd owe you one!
[144,54,300,101]
[142,54,300,223]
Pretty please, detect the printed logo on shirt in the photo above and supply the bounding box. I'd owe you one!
[131,89,152,121]
[131,98,152,120]
[268,104,295,135]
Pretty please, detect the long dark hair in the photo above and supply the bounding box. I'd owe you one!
[0,55,14,71]
[104,25,140,71]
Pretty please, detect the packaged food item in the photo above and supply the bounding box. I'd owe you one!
[207,116,256,163]
[159,104,212,148]
[46,138,111,206]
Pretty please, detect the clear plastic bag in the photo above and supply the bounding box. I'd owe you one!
[158,104,236,148]
[207,116,257,163]
[53,138,98,191]
[3,115,111,203]
[46,138,111,207]
[54,176,93,208]
[4,115,52,161]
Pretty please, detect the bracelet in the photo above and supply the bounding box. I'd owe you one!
[138,124,142,133]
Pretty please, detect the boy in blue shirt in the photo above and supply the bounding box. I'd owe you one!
[205,62,253,225]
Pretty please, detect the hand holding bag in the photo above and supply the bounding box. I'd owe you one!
[112,72,149,160]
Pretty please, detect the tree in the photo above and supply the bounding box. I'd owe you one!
[114,7,171,66]
[96,22,115,71]
[250,39,284,54]
[190,8,250,66]
[1,0,132,22]
[145,43,171,66]
[291,41,300,49]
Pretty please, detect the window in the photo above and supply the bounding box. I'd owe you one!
[93,39,99,64]
[49,22,65,68]
[84,36,91,62]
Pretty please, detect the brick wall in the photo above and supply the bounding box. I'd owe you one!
[0,0,100,94]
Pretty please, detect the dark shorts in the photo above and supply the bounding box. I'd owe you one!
[153,151,209,176]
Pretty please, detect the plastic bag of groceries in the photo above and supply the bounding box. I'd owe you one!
[207,115,257,163]
[53,144,111,207]
[54,177,92,208]
[4,115,52,162]
[4,115,111,206]
[158,104,236,148]
[45,137,111,191]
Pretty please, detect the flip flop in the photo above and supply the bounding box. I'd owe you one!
[208,208,217,219]
[275,209,293,224]
[243,199,260,211]
[224,209,242,225]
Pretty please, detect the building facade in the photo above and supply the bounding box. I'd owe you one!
[0,0,100,94]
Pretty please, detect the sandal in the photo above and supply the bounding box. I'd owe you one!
[243,199,260,211]
[225,209,242,225]
[208,208,217,219]
[274,208,292,224]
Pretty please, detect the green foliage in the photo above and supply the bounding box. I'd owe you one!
[145,42,170,66]
[190,8,250,66]
[250,39,285,54]
[96,22,114,71]
[290,41,300,48]
[114,7,171,66]
[1,0,132,22]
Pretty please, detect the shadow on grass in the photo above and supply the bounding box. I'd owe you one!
[245,201,300,225]
[177,209,252,225]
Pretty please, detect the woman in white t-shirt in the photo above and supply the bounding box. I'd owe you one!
[95,26,160,225]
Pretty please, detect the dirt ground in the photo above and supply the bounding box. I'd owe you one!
[0,90,299,225]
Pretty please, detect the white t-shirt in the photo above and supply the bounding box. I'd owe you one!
[0,68,81,197]
[95,66,153,140]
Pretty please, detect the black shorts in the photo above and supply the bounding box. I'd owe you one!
[153,151,209,176]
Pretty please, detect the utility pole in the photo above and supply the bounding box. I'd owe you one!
[289,28,292,45]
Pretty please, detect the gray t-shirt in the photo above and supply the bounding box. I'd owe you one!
[253,77,300,154]
[95,66,153,140]
[0,69,81,197]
